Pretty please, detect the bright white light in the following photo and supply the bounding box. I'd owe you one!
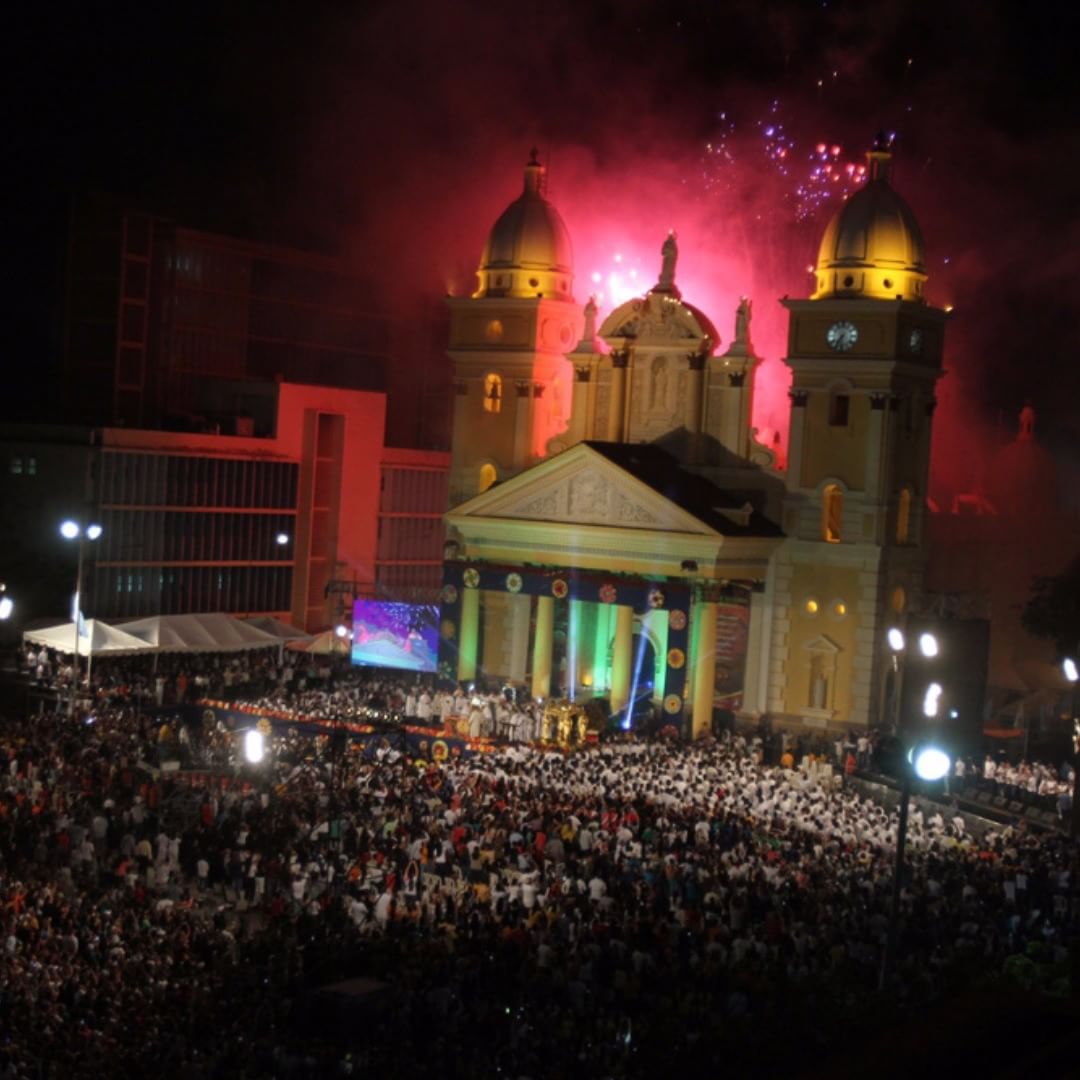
[334,624,349,638]
[0,597,12,620]
[244,729,265,764]
[275,532,290,545]
[1064,658,1079,683]
[912,745,951,782]
[923,681,943,717]
[85,524,102,541]
[887,628,905,652]
[60,520,79,540]
[918,632,939,658]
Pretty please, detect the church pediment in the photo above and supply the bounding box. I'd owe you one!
[447,444,718,536]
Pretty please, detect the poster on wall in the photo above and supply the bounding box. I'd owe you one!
[713,598,750,710]
[351,600,439,673]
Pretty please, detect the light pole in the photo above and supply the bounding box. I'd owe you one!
[1064,656,1079,838]
[60,520,102,717]
[881,627,939,736]
[880,738,952,990]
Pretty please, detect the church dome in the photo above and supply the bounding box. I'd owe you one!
[475,152,574,302]
[812,137,928,303]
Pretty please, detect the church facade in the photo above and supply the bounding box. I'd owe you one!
[437,142,947,737]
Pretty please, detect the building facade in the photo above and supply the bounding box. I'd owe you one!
[438,140,947,736]
[0,384,449,631]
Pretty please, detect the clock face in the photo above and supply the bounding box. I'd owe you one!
[908,328,924,353]
[826,321,858,352]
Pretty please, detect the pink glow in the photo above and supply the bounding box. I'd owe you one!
[550,146,799,455]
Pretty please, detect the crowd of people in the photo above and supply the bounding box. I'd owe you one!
[1,651,1077,1076]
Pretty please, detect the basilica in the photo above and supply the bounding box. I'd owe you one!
[437,139,947,738]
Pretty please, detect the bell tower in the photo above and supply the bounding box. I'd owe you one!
[767,136,949,730]
[446,152,581,508]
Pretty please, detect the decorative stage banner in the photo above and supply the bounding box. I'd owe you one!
[714,598,750,710]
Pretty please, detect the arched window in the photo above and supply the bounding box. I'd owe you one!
[483,373,502,414]
[896,488,912,544]
[478,463,497,493]
[822,484,843,543]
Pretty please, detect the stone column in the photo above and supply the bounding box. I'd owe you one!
[607,349,630,442]
[449,379,470,504]
[786,389,809,489]
[609,604,634,715]
[513,380,533,470]
[567,598,585,699]
[457,585,480,684]
[685,351,706,464]
[568,365,592,446]
[740,580,772,715]
[507,592,531,684]
[691,591,718,738]
[531,595,554,699]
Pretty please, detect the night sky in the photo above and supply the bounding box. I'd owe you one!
[11,0,1079,498]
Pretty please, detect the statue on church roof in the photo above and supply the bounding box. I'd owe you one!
[583,295,597,342]
[735,296,752,349]
[656,231,679,294]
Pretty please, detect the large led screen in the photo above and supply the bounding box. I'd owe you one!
[351,599,439,673]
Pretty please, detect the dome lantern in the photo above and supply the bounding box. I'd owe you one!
[811,134,928,303]
[475,151,574,302]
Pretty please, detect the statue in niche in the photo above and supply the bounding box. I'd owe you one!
[649,355,669,409]
[657,231,678,292]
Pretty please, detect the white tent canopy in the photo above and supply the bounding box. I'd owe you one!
[118,613,283,653]
[24,619,156,657]
[287,628,351,655]
[240,615,312,643]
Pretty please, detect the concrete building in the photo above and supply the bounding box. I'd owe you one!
[0,383,448,631]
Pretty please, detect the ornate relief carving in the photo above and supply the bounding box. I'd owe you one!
[614,495,658,523]
[569,472,609,516]
[514,492,559,517]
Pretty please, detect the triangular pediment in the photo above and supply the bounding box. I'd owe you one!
[803,634,842,655]
[447,444,719,536]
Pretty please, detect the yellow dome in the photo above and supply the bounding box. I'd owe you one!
[812,139,927,302]
[475,153,574,302]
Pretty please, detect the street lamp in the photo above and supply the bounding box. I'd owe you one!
[918,632,939,658]
[0,584,12,621]
[880,737,953,990]
[60,520,103,717]
[275,532,290,546]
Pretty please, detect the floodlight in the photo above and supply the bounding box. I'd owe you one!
[887,628,905,652]
[244,730,265,764]
[334,624,349,638]
[923,681,943,717]
[276,533,290,545]
[1064,658,1079,684]
[911,744,950,782]
[0,596,12,620]
[918,632,939,658]
[85,524,103,541]
[60,520,79,540]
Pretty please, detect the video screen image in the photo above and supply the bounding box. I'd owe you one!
[351,599,439,673]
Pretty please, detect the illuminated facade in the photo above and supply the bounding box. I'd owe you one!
[0,384,449,631]
[440,140,947,735]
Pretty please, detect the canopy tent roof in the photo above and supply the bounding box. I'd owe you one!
[240,615,312,643]
[24,619,156,657]
[287,628,351,655]
[118,613,283,653]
